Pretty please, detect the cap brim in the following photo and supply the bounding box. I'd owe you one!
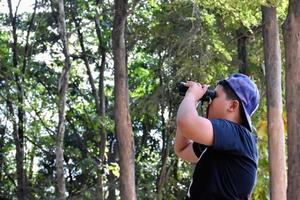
[241,103,252,131]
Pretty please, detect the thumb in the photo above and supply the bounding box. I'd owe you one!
[202,84,209,91]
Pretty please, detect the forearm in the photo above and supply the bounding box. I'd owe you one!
[177,94,198,121]
[176,92,213,146]
[176,94,199,134]
[174,94,196,157]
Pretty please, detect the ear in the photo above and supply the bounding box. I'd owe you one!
[228,100,240,112]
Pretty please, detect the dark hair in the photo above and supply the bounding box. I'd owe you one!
[218,80,247,127]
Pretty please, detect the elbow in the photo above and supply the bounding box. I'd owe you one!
[173,144,181,158]
[173,143,184,160]
[173,133,180,157]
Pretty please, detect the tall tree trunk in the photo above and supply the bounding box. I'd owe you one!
[5,81,23,199]
[0,126,5,196]
[22,0,37,74]
[7,1,27,199]
[56,0,71,199]
[107,139,118,200]
[94,2,108,198]
[262,6,287,200]
[236,27,248,75]
[156,72,170,199]
[22,3,37,198]
[172,158,180,198]
[71,1,107,198]
[112,0,136,199]
[156,106,168,200]
[284,0,300,199]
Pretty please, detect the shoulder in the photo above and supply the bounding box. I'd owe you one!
[210,119,257,158]
[210,118,255,139]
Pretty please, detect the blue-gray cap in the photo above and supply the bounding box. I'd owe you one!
[224,73,260,131]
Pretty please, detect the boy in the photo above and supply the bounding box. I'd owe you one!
[175,73,259,199]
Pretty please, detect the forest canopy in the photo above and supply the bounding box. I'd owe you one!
[0,0,296,199]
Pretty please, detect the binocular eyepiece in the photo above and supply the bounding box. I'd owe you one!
[178,82,216,102]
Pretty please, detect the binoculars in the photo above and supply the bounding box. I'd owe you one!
[178,82,216,102]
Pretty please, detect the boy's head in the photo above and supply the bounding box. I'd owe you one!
[207,73,259,131]
[217,79,247,127]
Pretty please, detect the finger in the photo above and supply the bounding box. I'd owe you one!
[202,84,209,89]
[202,85,209,93]
[186,81,195,86]
[180,81,187,86]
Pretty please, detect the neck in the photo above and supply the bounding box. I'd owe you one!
[225,112,242,125]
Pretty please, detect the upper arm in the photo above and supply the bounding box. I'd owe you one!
[177,115,214,146]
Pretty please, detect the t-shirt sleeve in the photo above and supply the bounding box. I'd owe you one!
[192,142,208,158]
[210,119,256,157]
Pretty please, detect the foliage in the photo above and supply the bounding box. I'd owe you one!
[0,0,289,199]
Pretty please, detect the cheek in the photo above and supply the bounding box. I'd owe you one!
[208,101,220,116]
[210,99,226,114]
[211,99,221,108]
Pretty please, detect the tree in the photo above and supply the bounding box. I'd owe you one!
[284,0,300,199]
[0,126,4,196]
[93,1,108,199]
[7,0,27,199]
[156,68,170,200]
[236,27,249,75]
[0,0,290,199]
[55,0,72,199]
[112,0,136,199]
[70,1,108,198]
[262,5,287,200]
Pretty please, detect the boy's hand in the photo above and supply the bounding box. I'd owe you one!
[184,81,208,102]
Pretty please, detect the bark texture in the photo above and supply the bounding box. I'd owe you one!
[7,0,27,199]
[262,6,287,200]
[112,0,136,199]
[284,1,300,199]
[56,0,71,199]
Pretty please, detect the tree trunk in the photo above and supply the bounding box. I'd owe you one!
[7,0,27,199]
[0,126,5,196]
[107,139,118,200]
[94,2,108,199]
[236,27,248,75]
[22,0,37,74]
[172,158,180,198]
[284,0,300,199]
[71,1,107,198]
[156,108,168,200]
[262,6,287,200]
[5,82,24,199]
[22,4,37,198]
[156,71,170,199]
[56,0,71,199]
[112,0,136,199]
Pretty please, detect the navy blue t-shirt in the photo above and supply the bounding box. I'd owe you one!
[186,119,258,200]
